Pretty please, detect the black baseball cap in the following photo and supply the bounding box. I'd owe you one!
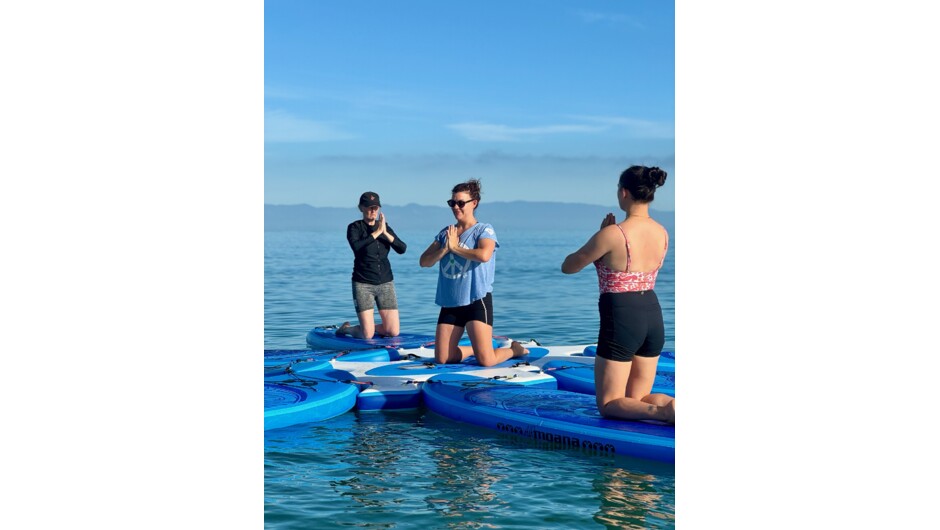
[359,192,381,208]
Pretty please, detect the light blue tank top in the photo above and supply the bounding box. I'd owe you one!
[434,223,499,307]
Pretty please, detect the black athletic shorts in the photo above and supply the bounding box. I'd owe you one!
[596,290,665,362]
[437,292,494,328]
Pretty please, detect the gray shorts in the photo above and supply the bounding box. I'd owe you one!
[352,280,398,312]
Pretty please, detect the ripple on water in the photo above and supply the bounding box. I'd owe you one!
[265,231,676,528]
[265,410,675,529]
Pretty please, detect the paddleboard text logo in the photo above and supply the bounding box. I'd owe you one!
[496,422,616,454]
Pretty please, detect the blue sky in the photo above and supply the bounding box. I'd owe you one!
[7,2,939,523]
[265,0,675,210]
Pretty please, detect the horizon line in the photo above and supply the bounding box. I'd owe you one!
[264,200,675,212]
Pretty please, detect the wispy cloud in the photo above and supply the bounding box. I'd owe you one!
[264,84,425,113]
[569,115,674,139]
[264,110,354,142]
[448,122,606,142]
[305,152,674,171]
[575,11,645,29]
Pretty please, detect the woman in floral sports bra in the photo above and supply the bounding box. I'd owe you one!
[562,166,675,424]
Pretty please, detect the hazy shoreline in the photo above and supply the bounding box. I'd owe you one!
[265,201,674,233]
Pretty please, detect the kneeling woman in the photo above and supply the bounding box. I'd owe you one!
[337,191,406,340]
[561,166,675,424]
[419,178,527,366]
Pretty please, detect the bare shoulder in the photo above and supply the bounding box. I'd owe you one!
[623,218,667,243]
[599,223,623,236]
[648,219,669,247]
[653,219,669,237]
[591,224,624,249]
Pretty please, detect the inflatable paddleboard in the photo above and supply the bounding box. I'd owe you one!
[264,349,334,366]
[264,379,359,431]
[266,364,362,388]
[542,359,675,397]
[306,325,511,351]
[422,376,674,463]
[265,348,399,366]
[330,346,550,411]
[354,368,557,411]
[264,348,399,377]
[365,346,549,374]
[265,358,332,378]
[396,340,545,362]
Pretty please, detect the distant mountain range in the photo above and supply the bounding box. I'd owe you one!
[265,202,674,236]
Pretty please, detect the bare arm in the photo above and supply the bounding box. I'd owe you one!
[419,240,448,267]
[447,227,496,262]
[562,225,615,274]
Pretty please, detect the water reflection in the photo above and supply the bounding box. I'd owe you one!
[593,465,676,529]
[327,413,411,509]
[425,440,508,529]
[266,409,676,529]
[265,229,677,529]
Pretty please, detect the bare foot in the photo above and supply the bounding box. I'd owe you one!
[510,340,529,358]
[662,399,675,424]
[336,321,351,337]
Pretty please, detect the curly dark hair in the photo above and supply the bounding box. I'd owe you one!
[618,166,668,203]
[451,179,482,202]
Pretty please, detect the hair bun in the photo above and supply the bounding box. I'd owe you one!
[467,178,482,195]
[648,167,667,187]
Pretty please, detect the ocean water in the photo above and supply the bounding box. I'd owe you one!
[265,226,676,529]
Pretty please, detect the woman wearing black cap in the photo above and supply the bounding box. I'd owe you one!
[336,191,407,339]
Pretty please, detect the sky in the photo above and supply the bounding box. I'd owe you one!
[10,3,940,527]
[264,0,675,210]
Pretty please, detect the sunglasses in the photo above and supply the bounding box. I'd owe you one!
[447,199,474,208]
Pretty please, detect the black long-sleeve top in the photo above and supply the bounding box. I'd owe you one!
[346,220,407,284]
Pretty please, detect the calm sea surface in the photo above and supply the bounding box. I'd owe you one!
[265,226,676,529]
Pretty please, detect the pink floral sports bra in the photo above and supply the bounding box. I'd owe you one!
[595,224,669,293]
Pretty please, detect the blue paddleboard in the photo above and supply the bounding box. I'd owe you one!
[265,358,332,378]
[542,359,675,397]
[306,325,511,351]
[265,348,399,365]
[306,326,436,350]
[362,346,549,377]
[422,378,674,463]
[264,380,359,431]
[329,347,550,411]
[355,368,556,411]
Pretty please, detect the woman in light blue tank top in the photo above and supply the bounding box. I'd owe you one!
[419,179,529,366]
